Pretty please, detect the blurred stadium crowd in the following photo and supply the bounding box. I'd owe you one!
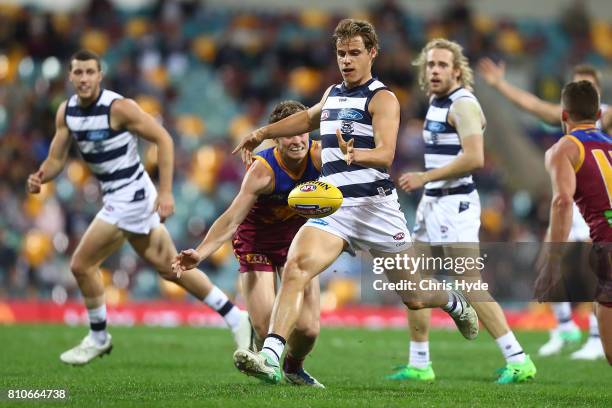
[0,0,610,304]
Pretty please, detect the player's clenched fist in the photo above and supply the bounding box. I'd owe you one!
[26,170,44,194]
[155,191,175,222]
[171,249,202,278]
[335,129,354,165]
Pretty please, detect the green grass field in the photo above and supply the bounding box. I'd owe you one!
[1,325,611,407]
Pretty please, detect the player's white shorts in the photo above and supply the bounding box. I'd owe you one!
[569,202,590,241]
[96,173,160,235]
[412,190,480,243]
[304,198,410,253]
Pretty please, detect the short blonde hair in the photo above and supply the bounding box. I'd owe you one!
[413,38,474,92]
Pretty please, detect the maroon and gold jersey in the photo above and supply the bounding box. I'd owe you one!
[233,142,320,271]
[567,125,612,242]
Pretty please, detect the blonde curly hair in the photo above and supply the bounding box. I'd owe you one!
[413,38,473,92]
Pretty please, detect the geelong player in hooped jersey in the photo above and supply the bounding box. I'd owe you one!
[395,39,536,384]
[536,80,612,364]
[26,50,250,365]
[173,101,325,387]
[479,60,608,360]
[231,20,479,385]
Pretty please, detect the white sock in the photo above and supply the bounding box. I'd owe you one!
[262,335,285,365]
[409,341,430,369]
[87,304,108,345]
[496,331,525,364]
[588,312,600,338]
[442,291,463,317]
[552,302,576,332]
[203,286,242,331]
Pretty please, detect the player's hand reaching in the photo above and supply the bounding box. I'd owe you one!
[335,129,354,165]
[26,170,44,194]
[155,191,175,222]
[477,58,506,88]
[232,128,265,165]
[172,249,202,278]
[398,172,428,192]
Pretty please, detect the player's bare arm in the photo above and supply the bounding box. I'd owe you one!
[544,136,580,242]
[172,159,274,274]
[399,98,484,191]
[232,86,333,158]
[111,98,175,220]
[478,57,561,125]
[534,136,579,300]
[27,101,70,193]
[337,90,399,168]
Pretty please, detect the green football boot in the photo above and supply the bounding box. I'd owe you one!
[233,349,282,384]
[386,363,435,381]
[496,355,537,384]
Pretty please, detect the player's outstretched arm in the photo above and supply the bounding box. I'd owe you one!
[478,57,561,125]
[232,86,333,160]
[399,98,484,192]
[172,160,273,274]
[111,99,175,220]
[544,137,579,242]
[27,101,71,194]
[344,89,399,168]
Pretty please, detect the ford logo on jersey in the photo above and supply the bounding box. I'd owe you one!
[426,121,446,133]
[337,108,363,121]
[87,130,109,141]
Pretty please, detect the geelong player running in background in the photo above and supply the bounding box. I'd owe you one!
[26,50,250,365]
[231,19,479,385]
[478,59,608,360]
[535,80,612,365]
[173,101,324,387]
[395,39,536,384]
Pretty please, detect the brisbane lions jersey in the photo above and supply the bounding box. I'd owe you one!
[567,125,612,242]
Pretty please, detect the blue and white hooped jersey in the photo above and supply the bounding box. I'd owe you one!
[65,89,146,196]
[319,78,396,206]
[422,87,483,190]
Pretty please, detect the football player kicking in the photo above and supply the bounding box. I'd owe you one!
[173,101,325,387]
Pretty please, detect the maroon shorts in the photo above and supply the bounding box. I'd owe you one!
[233,239,289,273]
[591,243,612,304]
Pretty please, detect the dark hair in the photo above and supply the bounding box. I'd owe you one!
[332,19,379,52]
[571,64,601,88]
[268,100,307,124]
[69,49,101,71]
[561,80,600,122]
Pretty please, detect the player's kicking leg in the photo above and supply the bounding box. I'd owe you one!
[235,269,324,387]
[128,225,251,350]
[60,218,124,365]
[233,226,344,384]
